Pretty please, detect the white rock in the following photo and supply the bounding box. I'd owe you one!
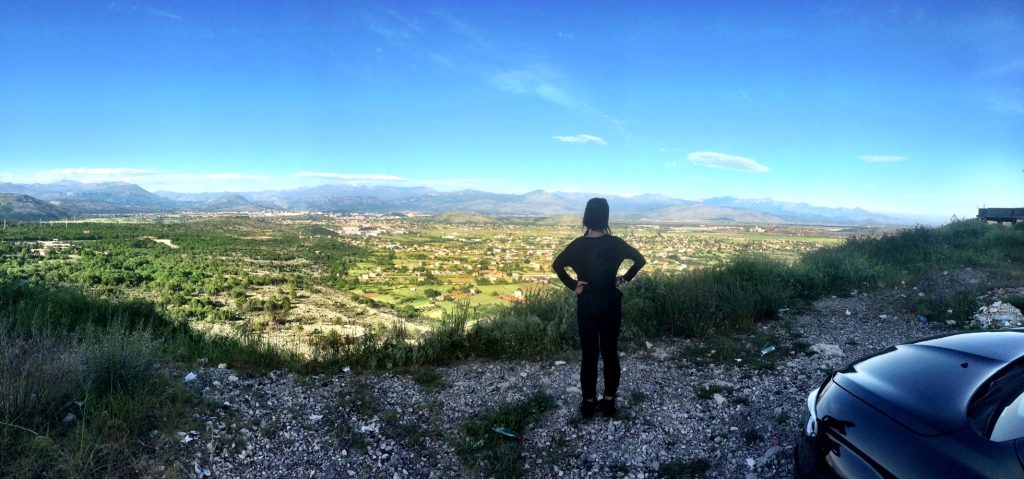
[228,375,239,382]
[757,445,783,466]
[811,344,845,357]
[183,371,197,382]
[217,363,228,369]
[194,461,211,477]
[712,393,726,405]
[745,457,756,469]
[309,414,323,422]
[844,309,851,316]
[63,413,76,424]
[974,302,1024,328]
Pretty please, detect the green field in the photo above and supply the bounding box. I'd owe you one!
[0,213,851,343]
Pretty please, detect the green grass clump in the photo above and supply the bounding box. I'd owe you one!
[456,390,555,479]
[0,279,295,477]
[912,289,982,325]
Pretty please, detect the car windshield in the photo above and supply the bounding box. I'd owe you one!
[968,362,1024,441]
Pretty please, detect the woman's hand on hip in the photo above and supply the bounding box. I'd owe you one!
[574,281,588,294]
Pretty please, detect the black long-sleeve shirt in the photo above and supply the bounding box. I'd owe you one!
[552,235,646,295]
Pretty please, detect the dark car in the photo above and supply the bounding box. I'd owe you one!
[795,329,1024,478]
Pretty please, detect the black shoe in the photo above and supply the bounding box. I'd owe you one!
[598,398,616,418]
[580,399,597,419]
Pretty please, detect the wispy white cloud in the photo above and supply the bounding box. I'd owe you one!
[557,32,575,40]
[14,167,277,192]
[491,67,574,106]
[106,3,182,21]
[859,155,907,163]
[195,173,271,181]
[987,94,1024,115]
[48,167,158,177]
[664,161,678,168]
[293,172,408,182]
[982,58,1024,78]
[687,152,769,173]
[553,134,606,145]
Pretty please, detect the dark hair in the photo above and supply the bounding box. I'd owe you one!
[582,197,610,234]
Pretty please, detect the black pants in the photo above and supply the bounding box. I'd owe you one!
[577,303,622,400]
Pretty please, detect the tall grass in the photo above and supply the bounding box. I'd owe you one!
[0,280,295,477]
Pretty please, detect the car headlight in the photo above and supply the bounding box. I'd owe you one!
[805,387,819,437]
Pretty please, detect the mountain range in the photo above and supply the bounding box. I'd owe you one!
[0,180,914,225]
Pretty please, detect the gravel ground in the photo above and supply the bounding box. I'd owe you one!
[156,270,1022,478]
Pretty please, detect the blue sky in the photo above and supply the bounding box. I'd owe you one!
[0,0,1022,219]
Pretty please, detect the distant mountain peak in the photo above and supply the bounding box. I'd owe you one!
[0,180,913,225]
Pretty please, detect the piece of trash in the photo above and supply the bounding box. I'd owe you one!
[309,414,323,422]
[63,413,76,424]
[917,314,929,324]
[554,360,566,366]
[645,341,653,349]
[946,320,957,325]
[946,309,953,314]
[745,457,756,469]
[845,309,851,316]
[760,346,776,356]
[492,426,518,439]
[198,357,208,364]
[183,372,197,382]
[217,363,227,369]
[342,366,351,373]
[879,314,888,319]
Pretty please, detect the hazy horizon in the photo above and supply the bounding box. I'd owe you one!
[1,1,1021,219]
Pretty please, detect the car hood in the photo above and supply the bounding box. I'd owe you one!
[833,330,1024,436]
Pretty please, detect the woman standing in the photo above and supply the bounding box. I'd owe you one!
[552,198,646,418]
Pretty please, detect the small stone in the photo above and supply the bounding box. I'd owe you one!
[217,363,227,369]
[811,343,844,357]
[183,371,197,382]
[309,414,323,422]
[712,394,726,405]
[228,375,239,382]
[62,413,76,424]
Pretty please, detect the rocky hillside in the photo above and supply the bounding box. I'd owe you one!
[155,270,1023,478]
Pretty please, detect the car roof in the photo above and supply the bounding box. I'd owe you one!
[833,329,1024,436]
